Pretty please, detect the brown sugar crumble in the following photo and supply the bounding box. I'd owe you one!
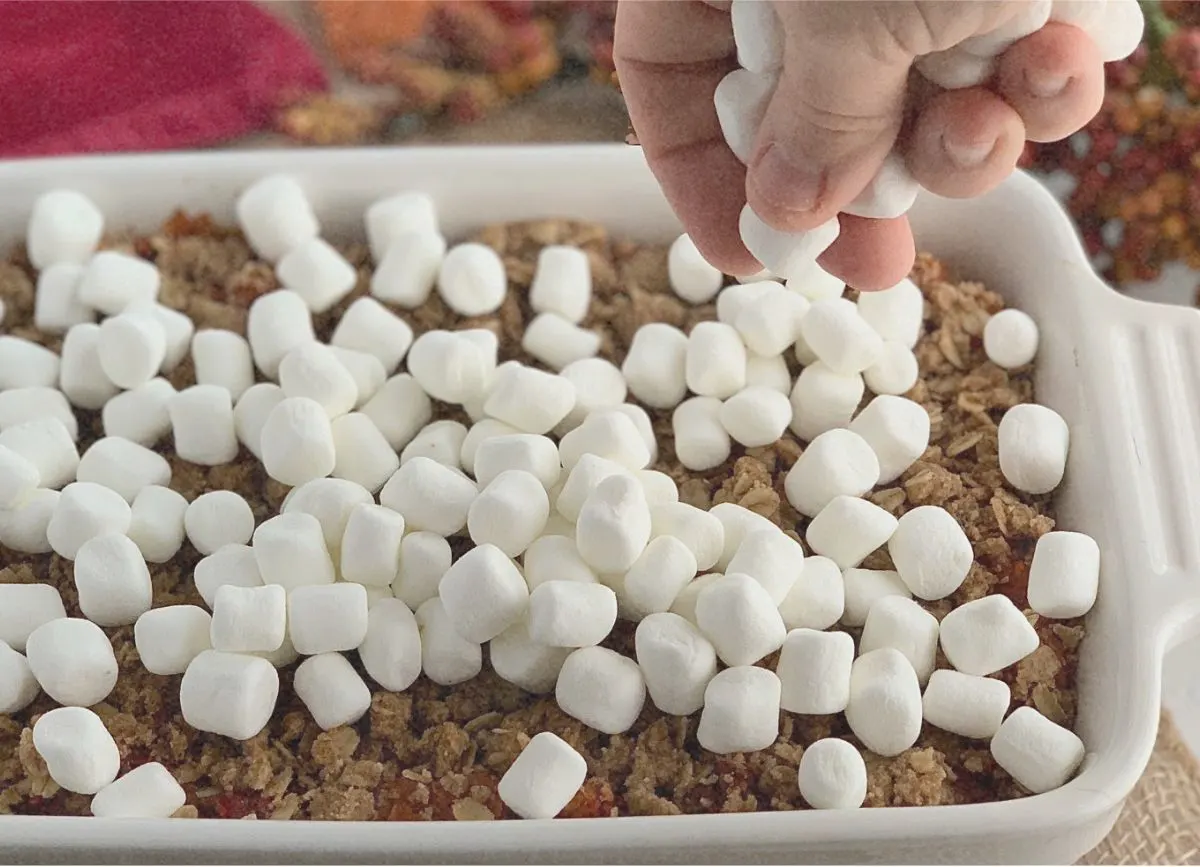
[0,215,1083,820]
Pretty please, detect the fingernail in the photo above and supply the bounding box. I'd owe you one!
[943,136,995,169]
[1025,69,1070,99]
[752,143,823,213]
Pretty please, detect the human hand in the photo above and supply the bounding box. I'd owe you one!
[614,0,1115,289]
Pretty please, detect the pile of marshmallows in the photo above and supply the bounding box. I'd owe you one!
[0,168,1097,822]
[719,0,1143,281]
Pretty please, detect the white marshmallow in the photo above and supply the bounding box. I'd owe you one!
[864,342,920,396]
[860,595,940,685]
[841,568,912,628]
[339,503,404,587]
[190,329,254,400]
[982,308,1039,370]
[25,617,117,707]
[0,387,79,441]
[922,669,1011,739]
[360,373,433,451]
[786,260,845,303]
[331,412,400,493]
[328,346,386,408]
[713,68,774,164]
[778,555,845,631]
[254,632,300,670]
[179,649,279,740]
[672,396,731,471]
[709,501,779,571]
[739,207,841,281]
[736,283,810,358]
[557,359,629,432]
[686,321,747,399]
[392,531,452,610]
[575,474,652,574]
[46,481,131,560]
[845,647,923,757]
[697,665,781,754]
[0,337,59,393]
[246,289,315,379]
[259,396,337,486]
[282,477,373,551]
[90,762,186,819]
[785,428,880,518]
[76,437,171,504]
[777,627,855,715]
[797,739,867,810]
[800,298,884,376]
[844,153,920,220]
[528,580,617,648]
[289,583,369,655]
[788,361,865,442]
[415,597,483,685]
[134,605,212,676]
[744,352,792,395]
[489,619,572,694]
[0,417,78,489]
[279,342,359,418]
[719,386,792,448]
[460,418,519,476]
[521,535,598,591]
[857,277,924,349]
[889,505,973,601]
[73,533,153,627]
[437,242,507,316]
[0,584,65,653]
[0,640,40,713]
[467,469,549,557]
[294,652,372,731]
[730,0,783,72]
[559,410,649,473]
[960,0,1050,56]
[33,706,120,795]
[365,191,437,259]
[406,330,494,406]
[439,543,529,643]
[27,190,104,269]
[193,544,264,609]
[1028,530,1100,619]
[695,572,786,666]
[380,456,478,537]
[555,453,630,523]
[940,594,1040,676]
[34,263,93,333]
[0,488,59,554]
[0,444,38,510]
[474,433,560,490]
[498,731,587,820]
[236,174,319,262]
[667,233,724,304]
[806,495,898,570]
[210,584,287,653]
[622,323,689,410]
[102,378,175,447]
[717,280,773,325]
[1087,0,1145,63]
[991,705,1086,793]
[401,421,468,470]
[77,251,159,315]
[726,528,804,605]
[848,395,930,484]
[484,363,576,435]
[371,228,449,307]
[556,645,646,734]
[637,469,678,507]
[127,485,188,564]
[623,535,698,618]
[915,47,996,90]
[276,238,357,314]
[522,313,600,372]
[169,385,239,466]
[998,403,1069,495]
[253,512,336,592]
[59,324,119,410]
[126,302,194,374]
[97,312,166,390]
[634,611,716,715]
[669,572,721,626]
[331,297,414,374]
[527,244,592,323]
[357,597,422,692]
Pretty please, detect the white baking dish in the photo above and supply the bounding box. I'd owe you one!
[0,145,1197,865]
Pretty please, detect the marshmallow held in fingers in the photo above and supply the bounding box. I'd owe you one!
[922,669,1012,740]
[90,762,187,819]
[844,153,921,220]
[246,290,315,380]
[697,666,782,754]
[730,0,783,73]
[983,309,1039,370]
[103,378,177,448]
[0,583,66,653]
[778,555,845,631]
[528,580,618,648]
[915,48,996,90]
[33,707,120,795]
[25,617,118,707]
[169,385,239,466]
[371,229,447,308]
[0,417,79,490]
[686,321,747,399]
[0,641,41,713]
[193,544,263,609]
[845,648,923,757]
[799,298,883,375]
[127,485,188,564]
[672,396,731,472]
[725,528,804,606]
[499,732,588,820]
[841,568,911,628]
[776,627,855,715]
[1028,531,1100,619]
[331,297,414,374]
[259,397,337,486]
[276,238,357,314]
[73,533,153,627]
[668,234,724,304]
[210,584,287,653]
[331,413,401,493]
[401,420,468,469]
[236,174,319,262]
[34,264,92,333]
[0,488,59,554]
[59,324,119,410]
[888,505,974,600]
[77,252,160,315]
[939,594,1040,676]
[358,598,422,692]
[720,386,793,448]
[521,313,601,371]
[635,612,717,716]
[253,512,336,592]
[180,650,280,740]
[439,543,529,643]
[739,207,841,282]
[785,429,880,518]
[991,706,1086,794]
[530,245,592,323]
[798,739,867,810]
[623,536,698,618]
[134,605,212,676]
[859,596,940,685]
[484,363,576,435]
[806,496,898,570]
[380,456,478,537]
[415,598,483,686]
[468,470,550,557]
[97,312,166,390]
[27,189,104,269]
[556,645,646,734]
[279,342,359,419]
[714,68,775,165]
[848,395,930,484]
[788,362,865,442]
[695,573,787,666]
[998,403,1070,495]
[46,482,131,561]
[438,242,507,316]
[575,474,652,574]
[489,619,573,694]
[288,583,370,655]
[294,652,373,731]
[622,323,689,410]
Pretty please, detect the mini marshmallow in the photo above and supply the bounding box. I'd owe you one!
[556,645,646,734]
[845,647,923,757]
[745,352,792,395]
[695,572,787,666]
[276,237,357,314]
[555,453,631,523]
[857,277,924,349]
[0,417,79,489]
[371,223,450,306]
[76,437,171,503]
[490,619,572,694]
[90,762,187,819]
[254,633,300,670]
[34,263,93,333]
[77,251,159,315]
[998,403,1070,495]
[1028,530,1100,619]
[0,445,38,510]
[193,544,263,609]
[27,189,104,268]
[246,289,316,379]
[529,244,592,323]
[439,543,529,643]
[25,617,118,707]
[575,474,652,574]
[0,387,79,441]
[686,321,747,399]
[279,342,359,418]
[294,652,372,731]
[785,428,880,518]
[0,337,60,393]
[697,665,781,754]
[0,488,59,554]
[713,68,774,164]
[169,385,239,466]
[528,580,618,648]
[134,605,212,676]
[498,731,587,820]
[558,358,629,430]
[730,0,783,72]
[360,373,433,450]
[717,281,773,325]
[848,395,930,484]
[236,174,319,262]
[797,739,867,810]
[522,535,598,591]
[437,242,507,316]
[210,584,287,653]
[74,533,153,627]
[339,503,404,587]
[785,261,845,304]
[806,495,898,570]
[406,330,494,406]
[460,419,520,476]
[127,485,188,564]
[357,598,422,692]
[103,378,176,447]
[180,650,280,740]
[983,308,1039,369]
[392,531,453,609]
[939,594,1040,676]
[559,410,649,472]
[800,298,884,375]
[841,568,912,628]
[331,412,400,492]
[58,324,119,410]
[622,323,689,409]
[47,481,132,560]
[289,583,369,655]
[708,502,778,572]
[788,362,866,442]
[778,555,845,631]
[720,386,793,448]
[362,189,436,256]
[402,420,470,469]
[673,396,732,472]
[260,396,337,486]
[33,706,120,795]
[474,433,560,490]
[915,47,995,90]
[739,207,841,281]
[637,469,677,507]
[669,572,720,626]
[468,469,549,557]
[888,505,974,601]
[634,611,717,715]
[0,640,40,713]
[416,597,483,686]
[0,584,65,653]
[1087,0,1145,64]
[328,346,386,407]
[960,0,1050,56]
[860,595,940,685]
[253,512,336,592]
[283,477,373,550]
[97,312,166,389]
[668,233,724,303]
[191,329,254,399]
[380,456,478,537]
[777,627,855,715]
[522,312,600,371]
[331,297,414,374]
[992,706,1086,794]
[726,528,804,605]
[922,669,1012,739]
[484,363,576,435]
[623,535,698,618]
[126,301,194,373]
[844,153,920,220]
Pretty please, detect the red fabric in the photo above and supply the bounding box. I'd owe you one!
[0,0,327,158]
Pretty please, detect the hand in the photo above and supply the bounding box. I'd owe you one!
[614,0,1108,289]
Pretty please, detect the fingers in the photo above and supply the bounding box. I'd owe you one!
[995,22,1105,143]
[819,215,916,292]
